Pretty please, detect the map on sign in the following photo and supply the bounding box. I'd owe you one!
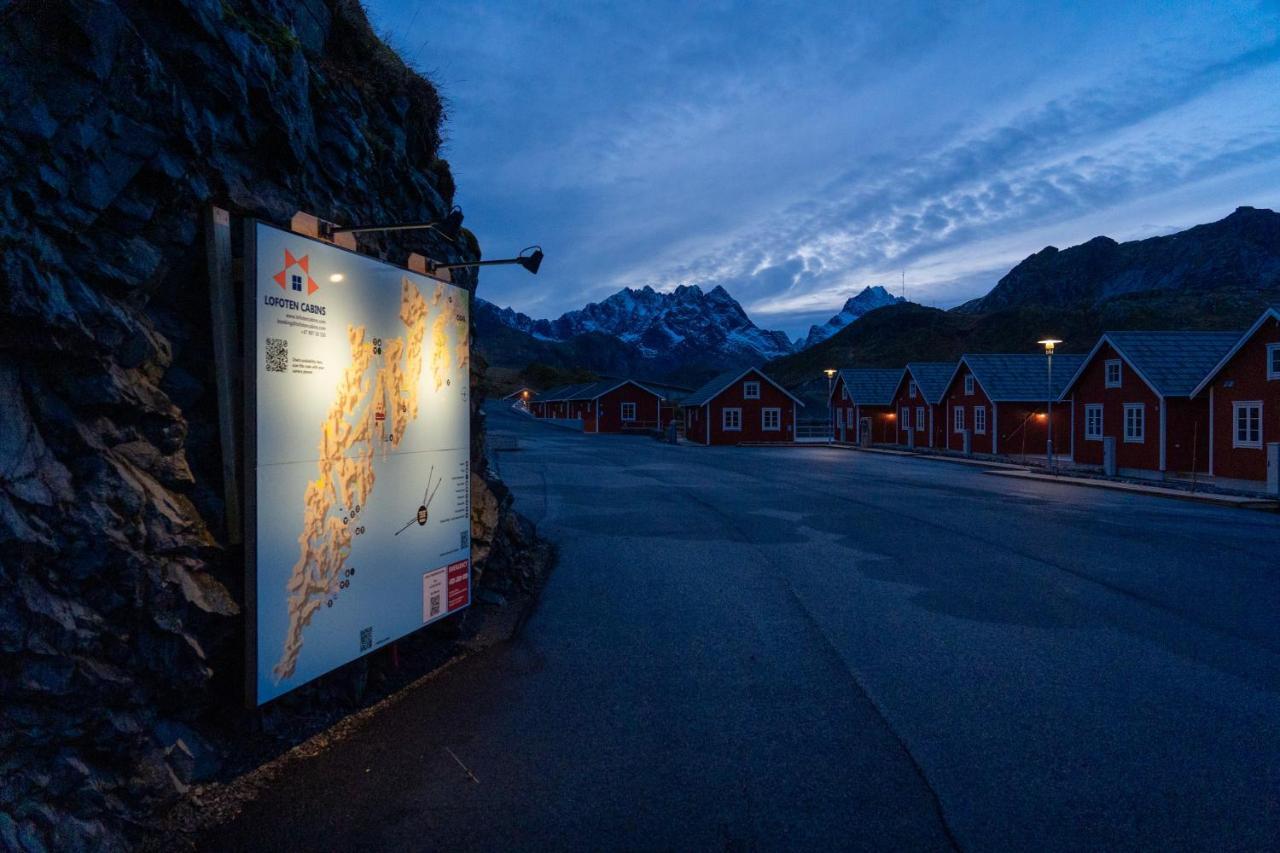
[248,221,471,705]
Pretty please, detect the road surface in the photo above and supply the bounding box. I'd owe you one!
[208,404,1280,851]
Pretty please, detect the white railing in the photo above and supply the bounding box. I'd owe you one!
[794,424,833,443]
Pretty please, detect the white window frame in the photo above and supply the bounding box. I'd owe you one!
[1105,359,1122,388]
[908,380,917,399]
[915,406,925,432]
[1233,401,1262,448]
[899,407,910,430]
[953,406,965,432]
[1267,343,1280,380]
[620,401,637,422]
[762,407,781,431]
[842,386,848,400]
[1123,403,1144,443]
[722,407,742,431]
[974,406,986,435]
[1084,404,1103,440]
[743,381,760,399]
[964,375,975,396]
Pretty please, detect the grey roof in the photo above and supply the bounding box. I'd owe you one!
[532,383,594,403]
[1097,331,1243,397]
[683,367,803,407]
[566,379,667,401]
[904,362,957,404]
[958,353,1087,401]
[1190,307,1280,397]
[836,368,902,406]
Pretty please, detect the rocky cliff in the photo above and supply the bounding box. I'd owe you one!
[0,2,544,849]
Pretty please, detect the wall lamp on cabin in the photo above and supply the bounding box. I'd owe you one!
[428,245,544,276]
[321,206,466,242]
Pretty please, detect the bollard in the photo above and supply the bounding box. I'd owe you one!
[962,429,972,457]
[1103,436,1117,477]
[1268,442,1279,496]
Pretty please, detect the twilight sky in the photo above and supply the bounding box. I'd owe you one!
[366,0,1280,338]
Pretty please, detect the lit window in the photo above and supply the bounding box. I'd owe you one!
[1123,403,1144,443]
[908,381,917,399]
[621,402,636,421]
[743,381,760,399]
[1085,404,1103,439]
[900,407,910,430]
[723,407,742,431]
[1233,401,1262,448]
[916,406,925,431]
[974,406,986,434]
[1268,343,1280,380]
[964,375,975,396]
[1105,359,1122,388]
[762,407,781,431]
[953,406,965,432]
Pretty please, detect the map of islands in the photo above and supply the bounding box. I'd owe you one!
[271,276,462,685]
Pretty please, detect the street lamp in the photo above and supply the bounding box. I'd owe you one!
[322,206,466,242]
[429,245,544,276]
[1038,338,1062,470]
[824,369,837,442]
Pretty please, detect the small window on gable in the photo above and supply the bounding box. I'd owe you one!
[964,375,975,396]
[908,380,917,399]
[743,381,760,399]
[1267,343,1280,380]
[1105,359,1122,388]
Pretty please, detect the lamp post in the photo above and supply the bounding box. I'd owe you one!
[824,368,837,441]
[429,245,544,276]
[1038,338,1062,470]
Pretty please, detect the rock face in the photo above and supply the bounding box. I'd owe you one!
[0,2,539,848]
[798,285,903,350]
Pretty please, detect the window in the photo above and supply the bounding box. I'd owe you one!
[1268,343,1280,380]
[621,401,637,421]
[900,407,910,430]
[1084,404,1103,439]
[835,408,844,427]
[916,406,925,431]
[291,273,303,292]
[1105,359,1122,388]
[964,375,975,396]
[908,380,918,399]
[1123,403,1144,443]
[953,406,965,432]
[1233,401,1262,448]
[842,386,848,400]
[723,407,742,431]
[762,407,781,431]
[743,381,760,399]
[974,406,986,434]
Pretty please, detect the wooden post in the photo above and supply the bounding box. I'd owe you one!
[204,205,242,544]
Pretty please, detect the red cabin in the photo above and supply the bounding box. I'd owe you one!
[887,362,955,449]
[683,368,802,445]
[1190,307,1280,487]
[939,354,1085,458]
[1060,332,1239,478]
[529,383,594,419]
[565,379,671,433]
[828,368,900,444]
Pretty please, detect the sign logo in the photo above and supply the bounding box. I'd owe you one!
[273,249,318,296]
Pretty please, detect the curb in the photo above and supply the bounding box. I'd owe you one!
[826,442,1032,472]
[985,469,1280,511]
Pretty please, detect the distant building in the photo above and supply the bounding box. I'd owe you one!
[1060,332,1239,477]
[502,386,536,401]
[1190,307,1280,486]
[564,379,672,433]
[939,354,1085,457]
[829,368,901,444]
[887,362,955,449]
[529,383,595,419]
[683,368,802,445]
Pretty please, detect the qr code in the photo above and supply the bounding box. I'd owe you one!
[359,626,372,652]
[429,591,441,618]
[265,338,288,372]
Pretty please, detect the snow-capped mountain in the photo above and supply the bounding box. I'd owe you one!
[799,285,903,350]
[478,284,796,368]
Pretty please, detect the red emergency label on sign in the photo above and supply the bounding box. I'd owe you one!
[447,559,469,610]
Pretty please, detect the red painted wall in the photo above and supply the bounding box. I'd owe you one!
[1068,342,1163,472]
[1207,316,1280,481]
[992,401,1072,458]
[704,369,798,445]
[889,373,936,447]
[939,365,994,454]
[594,383,662,433]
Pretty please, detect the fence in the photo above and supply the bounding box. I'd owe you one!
[794,423,833,443]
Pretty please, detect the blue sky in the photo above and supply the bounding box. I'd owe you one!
[366,0,1280,338]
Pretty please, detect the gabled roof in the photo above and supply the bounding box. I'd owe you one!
[683,367,804,407]
[1060,331,1241,399]
[532,383,595,403]
[834,368,902,407]
[903,362,957,404]
[1190,307,1280,397]
[566,379,667,401]
[501,386,535,399]
[951,353,1086,402]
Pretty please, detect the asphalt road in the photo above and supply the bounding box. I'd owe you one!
[209,404,1280,851]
